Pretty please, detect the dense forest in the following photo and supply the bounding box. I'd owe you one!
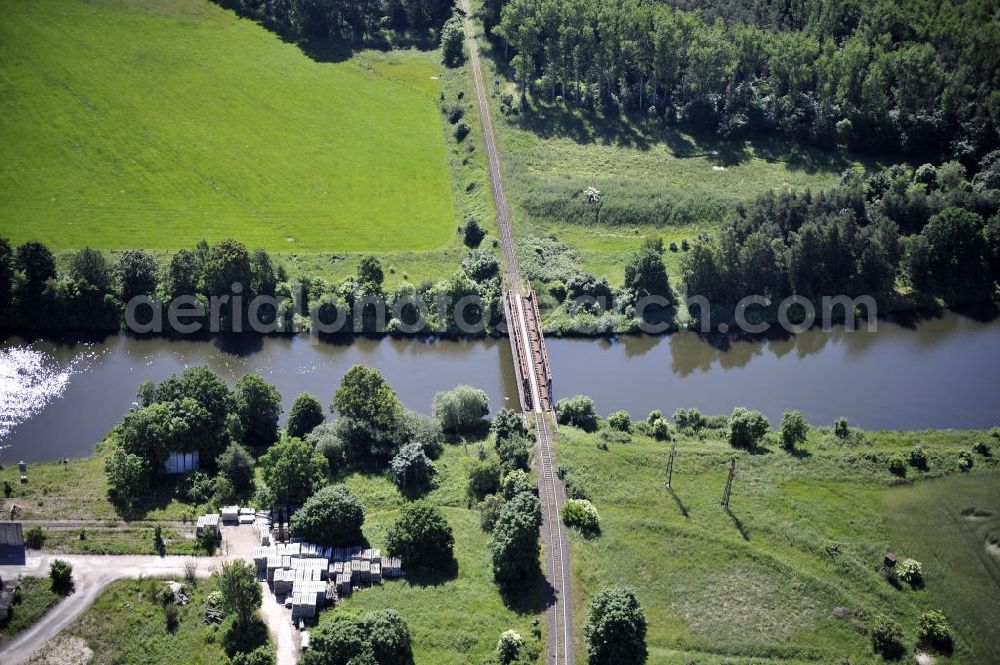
[485,0,999,161]
[680,153,1000,307]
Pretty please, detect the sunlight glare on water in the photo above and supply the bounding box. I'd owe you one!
[0,345,89,447]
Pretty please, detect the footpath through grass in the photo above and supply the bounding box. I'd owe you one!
[0,0,457,257]
[555,423,999,664]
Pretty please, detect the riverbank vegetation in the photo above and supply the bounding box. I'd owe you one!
[0,237,504,336]
[552,402,1000,663]
[523,157,1000,335]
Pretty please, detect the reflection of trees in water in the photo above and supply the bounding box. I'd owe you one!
[663,314,984,376]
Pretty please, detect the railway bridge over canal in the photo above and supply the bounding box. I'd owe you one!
[459,3,576,663]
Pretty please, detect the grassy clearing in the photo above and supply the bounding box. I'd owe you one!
[1,442,203,522]
[0,577,61,646]
[320,441,545,664]
[37,525,201,556]
[554,423,999,664]
[27,576,252,665]
[0,0,460,260]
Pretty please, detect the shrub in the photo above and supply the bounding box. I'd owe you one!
[897,558,922,585]
[645,410,662,426]
[958,450,974,471]
[496,434,533,475]
[916,610,953,653]
[972,440,991,456]
[562,499,600,535]
[727,408,769,449]
[307,423,348,473]
[287,392,324,439]
[433,385,489,434]
[479,494,506,532]
[164,603,180,632]
[585,587,647,665]
[607,410,631,432]
[468,458,501,499]
[24,525,46,549]
[600,429,631,445]
[908,446,928,470]
[153,524,166,556]
[489,492,542,588]
[463,216,486,248]
[779,410,809,450]
[501,469,536,499]
[834,417,850,438]
[441,14,464,66]
[385,503,455,572]
[556,395,599,432]
[870,614,905,659]
[213,474,237,506]
[197,528,221,555]
[360,608,414,665]
[649,417,671,441]
[445,104,465,124]
[390,443,436,493]
[290,485,365,547]
[888,455,907,477]
[400,411,444,460]
[497,629,524,664]
[231,647,274,665]
[673,407,705,431]
[491,408,528,442]
[182,470,214,504]
[49,559,73,594]
[216,443,255,491]
[454,122,471,142]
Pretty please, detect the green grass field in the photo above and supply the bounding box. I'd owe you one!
[0,577,61,646]
[554,424,1000,663]
[0,0,461,257]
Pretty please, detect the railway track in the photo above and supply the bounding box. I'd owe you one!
[458,3,575,663]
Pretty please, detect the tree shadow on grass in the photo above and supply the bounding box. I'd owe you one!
[403,557,459,587]
[223,616,270,657]
[499,566,553,615]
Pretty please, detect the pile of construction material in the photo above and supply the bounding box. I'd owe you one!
[195,513,220,537]
[252,538,405,621]
[329,548,403,598]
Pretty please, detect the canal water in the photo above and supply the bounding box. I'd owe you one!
[2,312,999,463]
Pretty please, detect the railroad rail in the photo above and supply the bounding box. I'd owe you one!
[459,3,575,663]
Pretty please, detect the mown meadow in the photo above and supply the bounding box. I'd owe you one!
[554,421,1000,664]
[0,0,491,284]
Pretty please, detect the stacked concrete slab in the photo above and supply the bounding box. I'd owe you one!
[195,513,220,536]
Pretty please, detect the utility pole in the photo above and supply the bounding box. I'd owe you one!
[721,458,737,508]
[665,442,677,490]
